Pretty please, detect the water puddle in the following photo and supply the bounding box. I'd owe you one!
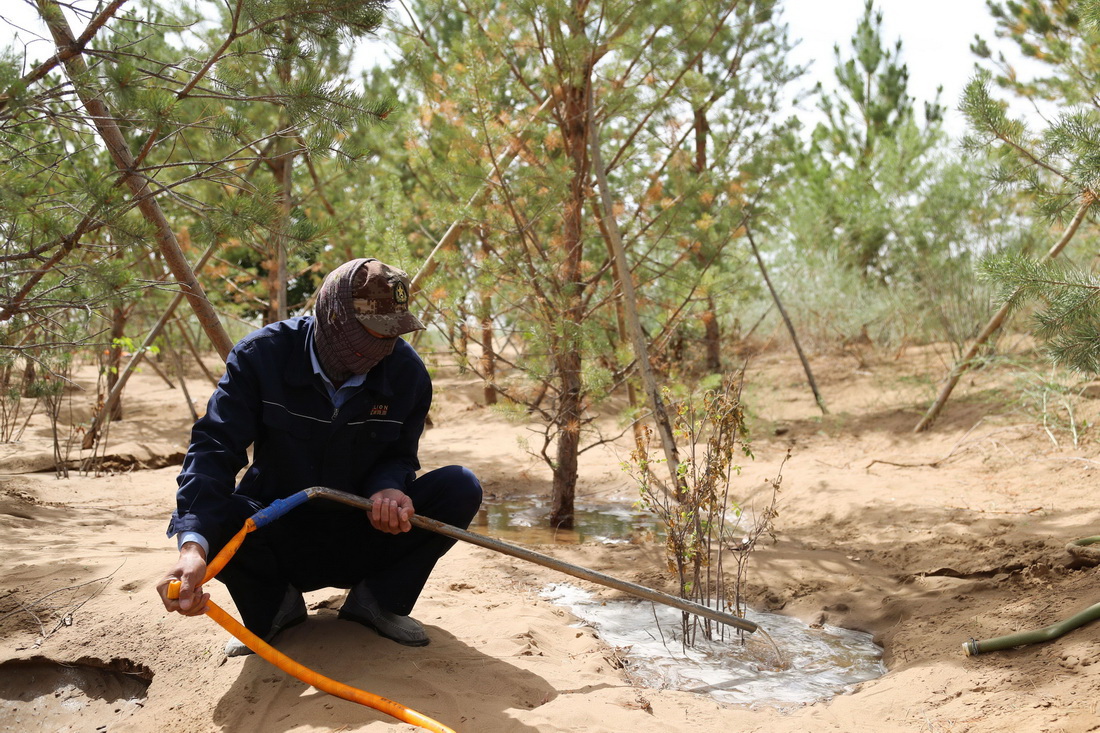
[475,499,886,705]
[542,583,886,707]
[472,497,660,545]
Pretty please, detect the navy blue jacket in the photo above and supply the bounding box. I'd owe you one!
[167,317,431,543]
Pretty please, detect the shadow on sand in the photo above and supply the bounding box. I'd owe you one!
[212,613,553,732]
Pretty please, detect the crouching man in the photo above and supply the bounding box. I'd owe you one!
[156,258,482,655]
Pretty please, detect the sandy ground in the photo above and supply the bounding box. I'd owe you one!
[1,341,1099,732]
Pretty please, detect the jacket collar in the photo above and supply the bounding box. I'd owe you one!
[285,318,319,387]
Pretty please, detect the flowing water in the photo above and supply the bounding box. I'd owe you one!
[470,497,886,707]
[542,583,886,708]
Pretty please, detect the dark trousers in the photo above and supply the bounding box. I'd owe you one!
[211,465,482,636]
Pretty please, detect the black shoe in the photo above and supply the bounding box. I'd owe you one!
[225,586,307,657]
[338,582,429,647]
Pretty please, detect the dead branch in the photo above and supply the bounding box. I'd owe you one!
[0,564,121,640]
[746,224,828,415]
[587,78,683,494]
[866,419,1021,469]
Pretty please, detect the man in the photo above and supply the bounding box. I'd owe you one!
[156,258,482,655]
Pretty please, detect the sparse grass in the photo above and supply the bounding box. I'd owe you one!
[1004,359,1095,449]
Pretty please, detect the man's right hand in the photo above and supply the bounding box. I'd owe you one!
[156,541,210,616]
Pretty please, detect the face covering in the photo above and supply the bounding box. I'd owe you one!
[312,260,397,382]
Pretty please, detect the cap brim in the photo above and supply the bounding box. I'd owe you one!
[355,311,425,337]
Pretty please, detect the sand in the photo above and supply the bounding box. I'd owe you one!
[1,342,1098,732]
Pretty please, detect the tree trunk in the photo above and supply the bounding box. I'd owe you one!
[480,308,496,406]
[548,68,593,529]
[105,304,126,421]
[268,151,292,324]
[693,92,709,173]
[279,149,291,320]
[21,359,36,399]
[39,4,234,361]
[479,233,497,406]
[693,93,721,373]
[457,323,469,374]
[550,350,582,529]
[270,28,294,324]
[702,305,721,372]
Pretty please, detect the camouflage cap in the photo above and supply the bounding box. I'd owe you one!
[350,259,425,337]
[312,258,423,382]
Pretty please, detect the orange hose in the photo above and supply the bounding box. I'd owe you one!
[201,519,254,583]
[167,517,456,732]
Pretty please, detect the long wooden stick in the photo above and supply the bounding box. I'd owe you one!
[305,487,759,634]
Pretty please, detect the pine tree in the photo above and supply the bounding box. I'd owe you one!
[770,0,1023,366]
[782,0,991,283]
[914,0,1100,430]
[377,0,798,527]
[0,0,391,355]
[0,0,393,444]
[964,0,1100,375]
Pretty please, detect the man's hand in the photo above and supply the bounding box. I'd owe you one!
[368,489,414,534]
[156,542,210,616]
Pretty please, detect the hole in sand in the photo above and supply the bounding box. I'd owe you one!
[0,656,152,730]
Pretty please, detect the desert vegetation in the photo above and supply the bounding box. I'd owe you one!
[2,2,1100,730]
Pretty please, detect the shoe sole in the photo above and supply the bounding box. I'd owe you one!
[337,609,430,647]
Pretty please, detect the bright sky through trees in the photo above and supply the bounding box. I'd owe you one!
[0,1,1029,142]
[784,0,1002,138]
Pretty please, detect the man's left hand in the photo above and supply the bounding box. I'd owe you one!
[368,489,414,534]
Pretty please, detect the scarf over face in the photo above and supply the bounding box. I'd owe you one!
[312,258,424,382]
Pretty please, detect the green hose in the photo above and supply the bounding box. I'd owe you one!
[1066,535,1100,564]
[963,536,1100,656]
